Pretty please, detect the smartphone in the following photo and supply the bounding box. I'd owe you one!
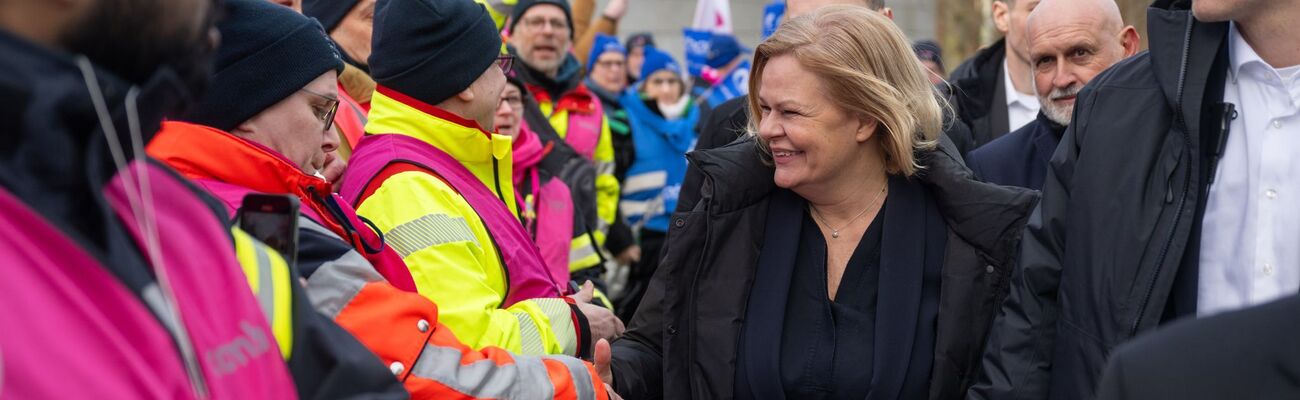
[238,194,301,267]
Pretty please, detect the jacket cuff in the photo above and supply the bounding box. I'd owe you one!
[566,297,594,359]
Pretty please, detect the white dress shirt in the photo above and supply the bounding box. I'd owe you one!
[1004,59,1041,133]
[1198,23,1300,316]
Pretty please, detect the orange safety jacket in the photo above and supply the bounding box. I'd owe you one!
[150,121,608,399]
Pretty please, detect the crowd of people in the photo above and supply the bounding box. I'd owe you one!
[1,0,1297,398]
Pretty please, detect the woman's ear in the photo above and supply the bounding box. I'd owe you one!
[855,115,880,143]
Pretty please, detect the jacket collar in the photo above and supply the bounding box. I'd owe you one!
[148,121,347,236]
[149,121,331,200]
[366,85,513,165]
[950,38,1007,116]
[691,136,1038,266]
[1148,0,1230,130]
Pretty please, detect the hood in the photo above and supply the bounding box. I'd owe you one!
[512,124,545,182]
[1146,0,1229,127]
[510,45,583,101]
[691,134,1037,264]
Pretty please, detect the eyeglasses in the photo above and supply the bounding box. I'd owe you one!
[299,88,339,131]
[520,17,570,33]
[596,59,626,70]
[496,55,515,72]
[501,94,524,110]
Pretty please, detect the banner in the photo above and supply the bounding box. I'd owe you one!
[692,0,732,33]
[683,28,714,78]
[762,1,785,40]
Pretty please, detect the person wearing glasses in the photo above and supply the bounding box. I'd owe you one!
[148,1,615,398]
[337,0,624,361]
[507,0,623,286]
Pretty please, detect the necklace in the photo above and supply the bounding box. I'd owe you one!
[810,182,887,239]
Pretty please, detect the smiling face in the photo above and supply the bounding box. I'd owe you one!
[234,71,341,175]
[755,54,878,192]
[508,4,572,76]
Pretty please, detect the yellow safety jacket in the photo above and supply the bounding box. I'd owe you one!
[350,88,584,357]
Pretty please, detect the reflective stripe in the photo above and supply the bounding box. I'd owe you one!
[622,171,667,195]
[596,161,616,176]
[305,249,379,319]
[534,298,577,356]
[512,311,548,355]
[569,238,600,270]
[385,213,479,258]
[232,228,295,360]
[409,344,556,399]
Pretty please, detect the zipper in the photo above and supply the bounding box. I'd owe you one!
[1130,16,1196,337]
[686,161,716,397]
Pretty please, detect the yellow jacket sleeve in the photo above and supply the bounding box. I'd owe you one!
[593,115,619,238]
[355,171,582,356]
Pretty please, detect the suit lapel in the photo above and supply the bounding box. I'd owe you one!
[740,189,804,398]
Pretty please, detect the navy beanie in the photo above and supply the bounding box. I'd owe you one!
[183,0,344,132]
[370,0,501,106]
[509,0,574,39]
[302,0,362,32]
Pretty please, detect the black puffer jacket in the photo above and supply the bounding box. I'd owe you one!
[970,1,1234,398]
[610,136,1037,399]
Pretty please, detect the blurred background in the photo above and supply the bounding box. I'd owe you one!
[601,0,1151,74]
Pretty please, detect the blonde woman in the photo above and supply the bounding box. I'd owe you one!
[607,6,1038,399]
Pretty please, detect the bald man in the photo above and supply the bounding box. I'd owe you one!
[966,0,1139,190]
[972,0,1300,398]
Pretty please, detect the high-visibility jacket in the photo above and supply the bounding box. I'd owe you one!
[524,80,619,272]
[340,86,591,358]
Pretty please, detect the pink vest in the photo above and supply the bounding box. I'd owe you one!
[0,162,297,399]
[513,124,577,284]
[340,134,564,305]
[564,94,604,161]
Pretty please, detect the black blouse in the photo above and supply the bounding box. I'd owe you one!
[779,207,885,399]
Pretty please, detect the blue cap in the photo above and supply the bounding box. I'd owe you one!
[640,46,681,80]
[705,34,747,69]
[586,33,626,72]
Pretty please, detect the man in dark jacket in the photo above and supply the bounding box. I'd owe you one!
[966,0,1140,190]
[971,0,1300,398]
[1094,294,1300,399]
[948,0,1041,154]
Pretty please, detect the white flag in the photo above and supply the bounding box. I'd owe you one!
[692,0,732,33]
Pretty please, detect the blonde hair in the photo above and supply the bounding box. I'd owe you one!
[748,5,945,176]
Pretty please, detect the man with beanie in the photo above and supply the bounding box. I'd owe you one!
[697,34,750,108]
[624,33,655,83]
[508,0,621,287]
[339,0,624,360]
[303,0,377,154]
[584,33,642,280]
[151,2,613,397]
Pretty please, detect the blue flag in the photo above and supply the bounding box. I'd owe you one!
[762,1,786,40]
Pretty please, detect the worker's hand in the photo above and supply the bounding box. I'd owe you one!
[603,0,628,20]
[320,150,347,185]
[573,281,625,343]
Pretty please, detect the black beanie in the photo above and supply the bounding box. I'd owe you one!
[370,0,500,106]
[509,0,574,39]
[302,0,361,32]
[183,0,344,132]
